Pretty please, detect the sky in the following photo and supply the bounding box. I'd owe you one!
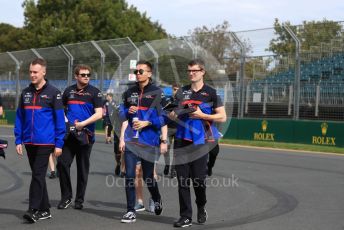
[0,0,343,36]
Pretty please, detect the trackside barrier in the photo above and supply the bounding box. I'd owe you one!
[2,111,343,147]
[223,118,344,147]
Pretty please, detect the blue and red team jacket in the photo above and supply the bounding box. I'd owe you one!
[174,84,223,145]
[14,81,66,148]
[120,82,166,147]
[63,84,103,143]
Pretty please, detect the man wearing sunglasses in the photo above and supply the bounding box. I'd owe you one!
[119,60,167,223]
[169,59,226,227]
[57,64,103,210]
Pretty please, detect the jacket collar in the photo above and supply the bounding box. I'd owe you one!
[29,79,49,92]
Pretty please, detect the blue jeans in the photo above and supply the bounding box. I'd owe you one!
[124,143,161,212]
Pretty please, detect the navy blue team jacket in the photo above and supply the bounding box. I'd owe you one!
[120,82,165,147]
[63,84,103,143]
[175,84,223,145]
[14,81,66,148]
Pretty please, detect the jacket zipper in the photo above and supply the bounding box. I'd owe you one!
[31,90,40,143]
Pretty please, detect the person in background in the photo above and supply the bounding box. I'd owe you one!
[103,93,114,144]
[0,95,3,116]
[107,94,123,176]
[162,83,180,178]
[48,154,57,179]
[169,59,226,227]
[14,58,65,223]
[56,64,103,210]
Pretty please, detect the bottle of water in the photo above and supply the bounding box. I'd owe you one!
[132,117,139,139]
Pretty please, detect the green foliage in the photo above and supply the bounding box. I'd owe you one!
[268,18,342,55]
[0,23,28,52]
[0,0,167,51]
[188,21,251,78]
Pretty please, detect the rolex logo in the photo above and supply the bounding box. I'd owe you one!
[321,122,328,136]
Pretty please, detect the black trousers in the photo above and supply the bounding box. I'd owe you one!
[113,132,120,164]
[174,140,209,219]
[57,137,93,203]
[208,142,219,169]
[106,124,113,138]
[25,145,54,211]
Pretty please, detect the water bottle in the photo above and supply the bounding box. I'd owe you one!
[132,117,139,139]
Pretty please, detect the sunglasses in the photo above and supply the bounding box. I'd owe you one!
[187,69,203,74]
[79,73,91,78]
[134,69,151,75]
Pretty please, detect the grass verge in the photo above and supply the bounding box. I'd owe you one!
[220,139,344,154]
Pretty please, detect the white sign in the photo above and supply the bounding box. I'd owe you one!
[128,73,136,81]
[253,93,261,103]
[130,60,137,69]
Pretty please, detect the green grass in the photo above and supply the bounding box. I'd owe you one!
[220,139,344,154]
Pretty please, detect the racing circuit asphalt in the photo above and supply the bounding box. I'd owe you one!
[0,125,343,230]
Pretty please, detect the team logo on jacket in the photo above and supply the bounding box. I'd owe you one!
[24,92,32,104]
[144,94,155,99]
[182,90,192,100]
[201,92,209,97]
[41,95,49,99]
[128,92,139,105]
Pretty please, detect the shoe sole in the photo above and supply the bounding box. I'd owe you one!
[39,215,52,220]
[23,214,37,223]
[174,223,192,228]
[121,219,136,223]
[135,207,145,212]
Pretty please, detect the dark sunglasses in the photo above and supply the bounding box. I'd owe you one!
[134,69,151,75]
[79,73,91,78]
[187,69,203,74]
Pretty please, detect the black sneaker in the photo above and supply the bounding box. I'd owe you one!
[154,199,163,215]
[197,206,208,224]
[37,210,52,220]
[174,217,192,227]
[163,165,169,175]
[23,209,38,223]
[57,199,72,209]
[49,171,57,179]
[74,202,83,210]
[121,211,136,223]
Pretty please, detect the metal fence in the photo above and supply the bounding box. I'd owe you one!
[1,21,344,121]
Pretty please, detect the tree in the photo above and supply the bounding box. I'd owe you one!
[268,18,343,56]
[188,20,252,80]
[0,23,30,52]
[21,0,167,48]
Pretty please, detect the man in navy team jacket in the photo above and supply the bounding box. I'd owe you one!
[14,58,66,223]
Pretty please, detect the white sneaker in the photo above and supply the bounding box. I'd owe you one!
[121,211,136,223]
[147,197,155,213]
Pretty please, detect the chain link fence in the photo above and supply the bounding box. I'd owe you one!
[1,22,344,121]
